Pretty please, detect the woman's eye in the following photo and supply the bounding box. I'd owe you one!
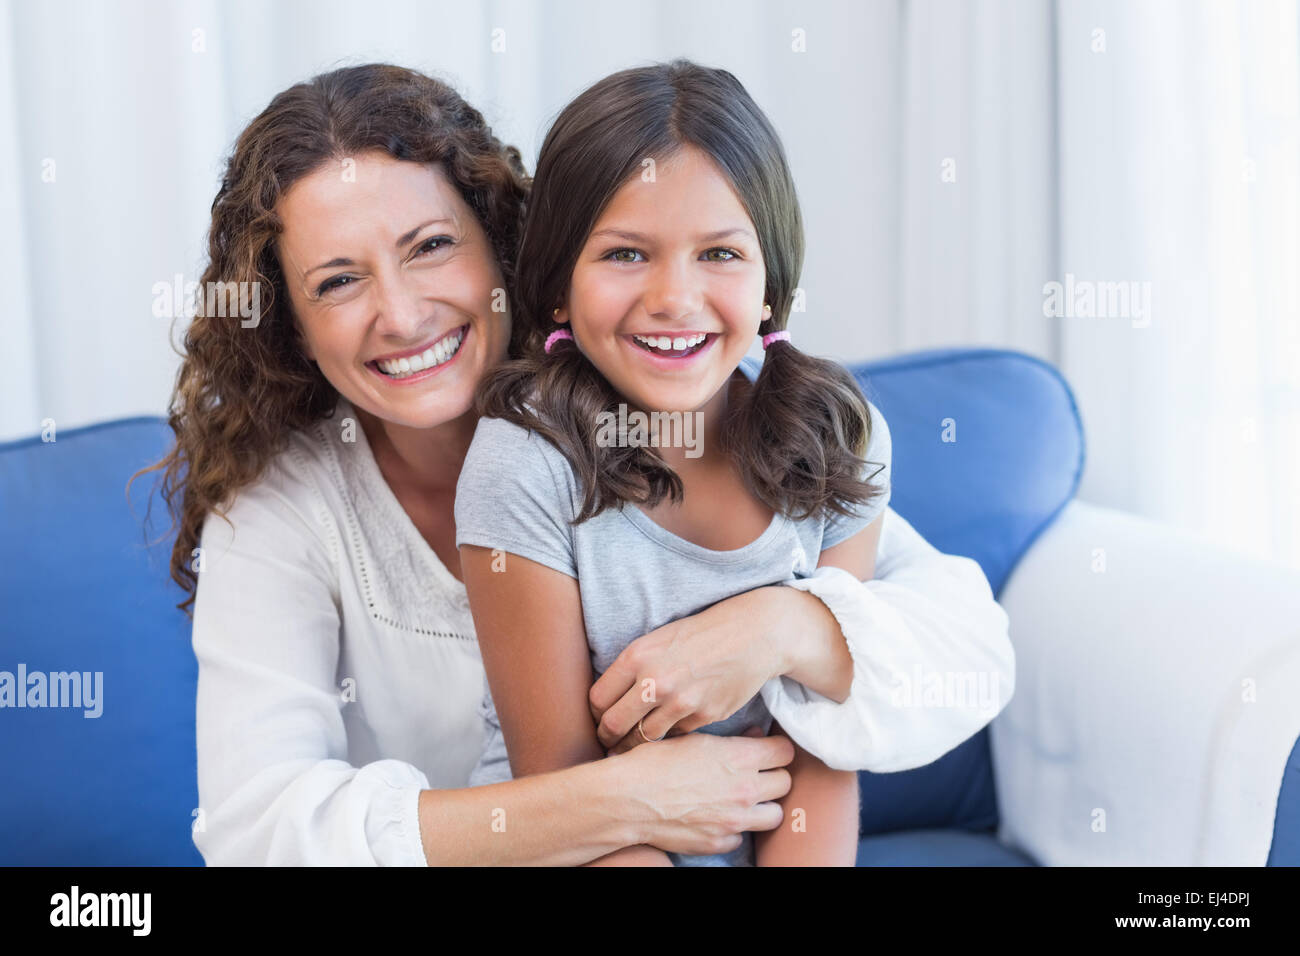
[415,235,453,257]
[703,248,740,262]
[318,275,356,296]
[604,248,644,263]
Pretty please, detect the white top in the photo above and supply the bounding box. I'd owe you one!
[191,396,1016,866]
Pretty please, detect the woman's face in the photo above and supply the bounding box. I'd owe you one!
[276,150,510,430]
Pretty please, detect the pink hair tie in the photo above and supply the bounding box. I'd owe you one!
[761,330,791,349]
[544,328,574,354]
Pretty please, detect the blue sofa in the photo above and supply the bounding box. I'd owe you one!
[2,347,1295,865]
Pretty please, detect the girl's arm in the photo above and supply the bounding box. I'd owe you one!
[750,520,880,868]
[753,720,860,866]
[458,543,673,866]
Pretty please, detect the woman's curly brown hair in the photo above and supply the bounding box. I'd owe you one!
[132,63,529,614]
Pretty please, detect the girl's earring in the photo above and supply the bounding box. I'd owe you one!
[552,306,569,325]
[762,303,772,319]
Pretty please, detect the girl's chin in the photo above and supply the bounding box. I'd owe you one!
[620,386,721,417]
[612,368,735,413]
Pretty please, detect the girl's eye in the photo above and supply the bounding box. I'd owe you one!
[415,235,453,257]
[604,248,644,263]
[703,248,741,262]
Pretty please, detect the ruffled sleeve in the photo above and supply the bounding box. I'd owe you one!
[759,506,1016,772]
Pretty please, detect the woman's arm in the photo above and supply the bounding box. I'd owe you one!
[591,506,1015,773]
[458,543,674,865]
[415,729,791,865]
[194,468,793,866]
[758,505,1015,772]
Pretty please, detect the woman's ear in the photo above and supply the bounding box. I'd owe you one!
[552,305,569,325]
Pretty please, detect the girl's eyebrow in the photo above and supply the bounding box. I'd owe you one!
[589,226,755,244]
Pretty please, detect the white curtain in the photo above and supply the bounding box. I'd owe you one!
[2,0,1296,569]
[1055,0,1300,571]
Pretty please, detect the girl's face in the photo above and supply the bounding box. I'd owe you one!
[557,146,768,416]
[276,150,510,430]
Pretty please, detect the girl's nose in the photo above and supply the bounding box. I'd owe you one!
[643,259,704,322]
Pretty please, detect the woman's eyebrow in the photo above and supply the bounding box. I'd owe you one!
[307,256,353,275]
[395,217,455,248]
[306,218,456,274]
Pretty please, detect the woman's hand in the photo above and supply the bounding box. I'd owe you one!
[603,726,795,857]
[589,585,810,753]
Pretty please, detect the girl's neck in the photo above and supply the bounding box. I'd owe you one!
[643,367,746,470]
[632,367,773,551]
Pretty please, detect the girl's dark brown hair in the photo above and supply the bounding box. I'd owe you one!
[132,63,529,613]
[479,58,884,524]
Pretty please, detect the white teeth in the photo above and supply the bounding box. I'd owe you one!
[375,329,465,378]
[633,333,709,352]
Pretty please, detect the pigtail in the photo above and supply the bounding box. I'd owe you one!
[722,326,886,521]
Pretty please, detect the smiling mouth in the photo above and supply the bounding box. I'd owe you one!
[629,332,714,359]
[367,325,469,380]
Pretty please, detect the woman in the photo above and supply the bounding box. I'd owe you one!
[146,63,1014,865]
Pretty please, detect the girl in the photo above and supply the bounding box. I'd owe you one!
[455,60,891,866]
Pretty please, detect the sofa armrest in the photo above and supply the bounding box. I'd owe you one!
[991,499,1300,865]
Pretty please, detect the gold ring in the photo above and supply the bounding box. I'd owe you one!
[638,717,665,743]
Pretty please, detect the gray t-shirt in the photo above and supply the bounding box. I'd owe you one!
[453,356,891,866]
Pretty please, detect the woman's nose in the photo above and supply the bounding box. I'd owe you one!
[372,271,429,339]
[642,259,703,322]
